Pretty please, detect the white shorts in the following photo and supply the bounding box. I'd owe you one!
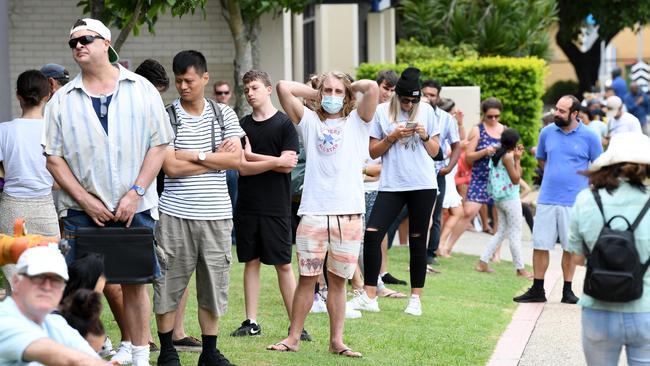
[532,204,572,251]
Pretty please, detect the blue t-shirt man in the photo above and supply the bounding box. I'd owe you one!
[536,121,603,206]
[0,297,98,365]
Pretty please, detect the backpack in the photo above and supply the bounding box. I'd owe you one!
[156,98,225,196]
[582,189,650,302]
[486,158,517,201]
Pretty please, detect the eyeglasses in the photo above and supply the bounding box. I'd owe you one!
[400,96,421,105]
[68,35,104,49]
[215,91,230,96]
[485,114,501,120]
[99,94,108,118]
[25,274,67,289]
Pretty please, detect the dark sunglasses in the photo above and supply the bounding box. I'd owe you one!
[485,114,501,120]
[68,35,104,49]
[214,91,230,96]
[399,96,421,104]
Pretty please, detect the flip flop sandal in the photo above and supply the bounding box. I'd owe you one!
[380,289,407,298]
[266,342,296,352]
[333,348,362,358]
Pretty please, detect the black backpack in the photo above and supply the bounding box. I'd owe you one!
[582,189,650,302]
[156,99,225,196]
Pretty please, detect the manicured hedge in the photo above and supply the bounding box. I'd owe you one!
[357,57,547,180]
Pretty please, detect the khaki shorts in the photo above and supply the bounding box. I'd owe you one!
[153,214,233,316]
[296,214,363,279]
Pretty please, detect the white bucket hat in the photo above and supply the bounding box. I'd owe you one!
[589,132,650,172]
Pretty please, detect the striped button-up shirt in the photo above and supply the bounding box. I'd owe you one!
[43,64,174,218]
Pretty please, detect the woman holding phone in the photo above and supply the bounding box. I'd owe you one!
[445,97,506,252]
[347,67,440,316]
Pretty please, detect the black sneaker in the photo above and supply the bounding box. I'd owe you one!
[513,287,547,303]
[382,272,407,285]
[198,348,236,366]
[287,326,313,341]
[230,320,261,337]
[157,348,181,366]
[561,291,579,304]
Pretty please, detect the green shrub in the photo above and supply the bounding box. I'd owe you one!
[396,38,478,64]
[357,57,547,180]
[542,80,580,106]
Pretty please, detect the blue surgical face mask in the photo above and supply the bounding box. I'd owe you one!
[321,95,344,114]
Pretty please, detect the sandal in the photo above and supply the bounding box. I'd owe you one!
[379,288,407,298]
[332,348,362,358]
[266,342,296,352]
[426,265,441,274]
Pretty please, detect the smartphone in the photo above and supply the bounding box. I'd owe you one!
[405,121,417,129]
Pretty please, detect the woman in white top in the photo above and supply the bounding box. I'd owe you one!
[348,67,441,316]
[0,70,59,289]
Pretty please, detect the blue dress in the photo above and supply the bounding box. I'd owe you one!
[467,123,501,204]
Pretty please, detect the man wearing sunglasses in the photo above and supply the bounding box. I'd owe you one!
[44,18,173,366]
[213,81,232,105]
[0,246,110,365]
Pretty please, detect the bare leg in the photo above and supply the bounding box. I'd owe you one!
[275,263,297,319]
[439,206,463,256]
[533,249,550,280]
[243,260,261,320]
[198,307,218,335]
[104,284,130,342]
[327,271,361,357]
[446,201,483,253]
[379,236,389,273]
[172,288,190,340]
[561,251,576,282]
[267,275,318,351]
[479,205,492,234]
[350,266,363,290]
[121,284,151,347]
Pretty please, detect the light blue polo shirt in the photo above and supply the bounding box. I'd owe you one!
[0,297,98,365]
[536,122,602,206]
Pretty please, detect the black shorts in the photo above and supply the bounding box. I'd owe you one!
[234,213,292,265]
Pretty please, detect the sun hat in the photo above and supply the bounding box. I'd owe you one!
[589,132,650,172]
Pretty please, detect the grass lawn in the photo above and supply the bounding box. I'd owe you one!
[100,247,529,366]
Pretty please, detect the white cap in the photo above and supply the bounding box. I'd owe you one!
[69,18,119,64]
[16,246,68,281]
[589,132,650,172]
[605,95,623,120]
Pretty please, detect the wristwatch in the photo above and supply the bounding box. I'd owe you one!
[131,184,145,196]
[198,151,207,161]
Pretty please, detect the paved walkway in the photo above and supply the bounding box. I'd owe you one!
[451,225,592,366]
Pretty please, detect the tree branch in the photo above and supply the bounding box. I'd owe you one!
[112,0,144,53]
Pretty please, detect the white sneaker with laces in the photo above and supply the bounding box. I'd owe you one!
[99,336,116,357]
[404,296,422,316]
[111,341,133,365]
[345,304,362,319]
[346,290,380,312]
[310,293,328,313]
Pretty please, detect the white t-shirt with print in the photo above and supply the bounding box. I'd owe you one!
[370,102,440,192]
[159,99,245,220]
[296,107,370,216]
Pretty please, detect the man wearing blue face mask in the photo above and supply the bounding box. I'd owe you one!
[266,72,378,358]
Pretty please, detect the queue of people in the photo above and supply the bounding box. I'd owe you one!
[1,16,650,366]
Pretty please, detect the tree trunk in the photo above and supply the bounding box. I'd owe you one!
[90,0,105,19]
[555,29,601,97]
[112,0,144,53]
[221,0,253,117]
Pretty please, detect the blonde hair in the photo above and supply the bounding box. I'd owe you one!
[388,93,420,123]
[315,71,356,121]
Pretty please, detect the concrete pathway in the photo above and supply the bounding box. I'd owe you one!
[450,226,590,366]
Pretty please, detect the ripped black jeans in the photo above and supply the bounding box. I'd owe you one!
[363,189,437,289]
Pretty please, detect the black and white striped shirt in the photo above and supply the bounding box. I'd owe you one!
[159,98,244,220]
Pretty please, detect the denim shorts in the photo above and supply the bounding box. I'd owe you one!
[582,307,650,365]
[62,209,161,278]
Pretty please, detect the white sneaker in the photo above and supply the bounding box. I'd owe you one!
[404,297,422,316]
[99,336,116,357]
[346,290,380,312]
[310,293,328,313]
[111,341,133,365]
[345,304,362,319]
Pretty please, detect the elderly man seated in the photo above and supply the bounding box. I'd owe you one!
[0,246,110,366]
